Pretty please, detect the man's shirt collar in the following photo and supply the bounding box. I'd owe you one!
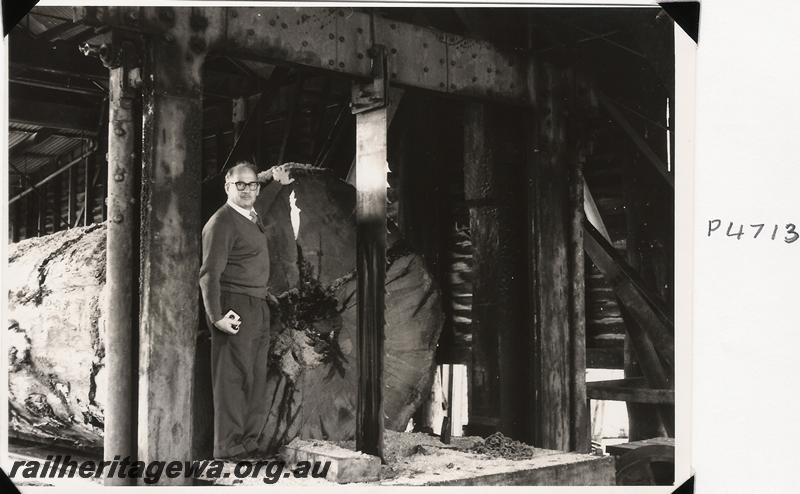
[226,199,257,221]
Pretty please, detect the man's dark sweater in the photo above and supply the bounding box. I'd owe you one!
[199,204,270,324]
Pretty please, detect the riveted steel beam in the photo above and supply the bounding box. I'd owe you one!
[74,6,531,106]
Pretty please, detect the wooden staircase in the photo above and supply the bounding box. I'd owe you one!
[581,98,675,439]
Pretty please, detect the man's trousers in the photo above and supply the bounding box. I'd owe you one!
[210,291,271,459]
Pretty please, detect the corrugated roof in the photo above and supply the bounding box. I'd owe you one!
[11,156,52,176]
[54,24,92,41]
[10,122,95,138]
[28,135,86,158]
[9,133,89,175]
[31,7,74,19]
[23,9,80,38]
[10,122,44,133]
[9,130,34,149]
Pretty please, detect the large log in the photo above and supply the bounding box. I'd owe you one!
[255,166,444,454]
[7,167,443,455]
[7,224,106,451]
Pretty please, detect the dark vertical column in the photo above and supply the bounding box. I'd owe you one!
[256,80,266,167]
[9,203,16,242]
[12,199,22,242]
[137,8,218,482]
[525,60,590,451]
[463,102,528,440]
[25,191,37,239]
[84,155,93,226]
[68,165,77,227]
[354,105,387,460]
[215,129,226,174]
[51,170,63,233]
[37,180,44,236]
[104,49,141,485]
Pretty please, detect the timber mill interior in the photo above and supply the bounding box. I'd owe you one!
[6,5,677,487]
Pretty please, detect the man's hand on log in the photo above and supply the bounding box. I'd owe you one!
[258,164,295,185]
[213,317,240,335]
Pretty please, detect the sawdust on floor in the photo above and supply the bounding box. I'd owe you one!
[205,430,574,486]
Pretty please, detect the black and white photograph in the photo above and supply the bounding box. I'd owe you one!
[1,0,698,489]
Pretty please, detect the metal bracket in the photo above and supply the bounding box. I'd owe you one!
[80,42,122,69]
[351,45,388,114]
[80,38,142,90]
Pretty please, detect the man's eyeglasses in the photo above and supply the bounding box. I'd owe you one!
[227,181,261,191]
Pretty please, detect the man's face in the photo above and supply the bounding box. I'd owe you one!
[225,167,260,209]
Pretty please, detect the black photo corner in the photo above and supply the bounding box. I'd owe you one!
[2,0,40,37]
[659,1,700,43]
[0,466,23,494]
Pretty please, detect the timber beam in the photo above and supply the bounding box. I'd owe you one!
[583,220,675,373]
[74,6,528,106]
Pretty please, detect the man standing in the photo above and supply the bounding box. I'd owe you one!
[199,161,289,459]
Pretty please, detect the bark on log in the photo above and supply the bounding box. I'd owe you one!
[7,224,106,451]
[255,166,444,454]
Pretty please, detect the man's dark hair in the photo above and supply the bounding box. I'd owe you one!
[225,161,258,181]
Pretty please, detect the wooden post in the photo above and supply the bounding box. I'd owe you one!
[137,10,219,483]
[101,153,108,222]
[103,44,141,485]
[569,146,590,453]
[353,93,388,461]
[463,102,528,440]
[525,60,590,452]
